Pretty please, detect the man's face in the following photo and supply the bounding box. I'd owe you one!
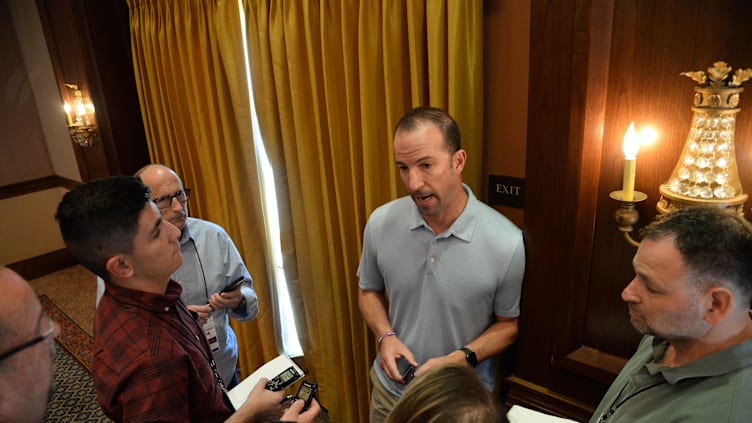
[140,168,189,232]
[0,268,60,423]
[394,122,465,222]
[621,236,710,340]
[125,203,183,281]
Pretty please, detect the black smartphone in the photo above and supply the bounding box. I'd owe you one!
[220,276,245,293]
[396,358,415,384]
[294,380,318,411]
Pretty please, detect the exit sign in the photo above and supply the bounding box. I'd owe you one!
[488,175,525,208]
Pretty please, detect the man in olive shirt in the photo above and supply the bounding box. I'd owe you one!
[590,207,752,422]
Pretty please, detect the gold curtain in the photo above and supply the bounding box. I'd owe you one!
[127,0,278,375]
[242,1,483,421]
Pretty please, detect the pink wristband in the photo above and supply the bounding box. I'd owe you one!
[378,331,396,346]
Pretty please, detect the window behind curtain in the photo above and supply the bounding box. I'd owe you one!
[238,1,303,358]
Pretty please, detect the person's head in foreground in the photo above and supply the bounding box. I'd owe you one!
[623,206,752,348]
[385,363,507,423]
[0,265,61,423]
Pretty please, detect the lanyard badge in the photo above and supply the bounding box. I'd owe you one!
[202,316,221,353]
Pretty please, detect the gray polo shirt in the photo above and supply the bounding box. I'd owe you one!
[358,184,525,397]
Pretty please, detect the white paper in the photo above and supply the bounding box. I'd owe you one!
[507,405,580,423]
[227,354,304,410]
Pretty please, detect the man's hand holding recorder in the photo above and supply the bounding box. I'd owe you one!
[229,377,321,423]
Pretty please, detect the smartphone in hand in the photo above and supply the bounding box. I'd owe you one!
[396,358,415,384]
[220,276,245,294]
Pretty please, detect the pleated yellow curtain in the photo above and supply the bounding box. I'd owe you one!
[242,1,483,421]
[127,0,278,375]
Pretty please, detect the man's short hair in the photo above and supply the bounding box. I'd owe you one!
[395,106,461,154]
[55,176,152,280]
[640,206,752,301]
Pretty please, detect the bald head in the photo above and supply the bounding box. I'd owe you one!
[136,164,189,231]
[0,266,59,423]
[0,267,38,348]
[136,164,183,189]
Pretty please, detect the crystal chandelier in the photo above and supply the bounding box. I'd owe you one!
[657,61,751,216]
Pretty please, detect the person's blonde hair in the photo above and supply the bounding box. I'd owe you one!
[385,363,506,423]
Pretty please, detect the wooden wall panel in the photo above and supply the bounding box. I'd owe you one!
[36,0,148,181]
[510,0,752,420]
[0,0,54,185]
[588,0,752,358]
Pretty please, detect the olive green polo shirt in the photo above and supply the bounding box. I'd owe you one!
[590,335,752,422]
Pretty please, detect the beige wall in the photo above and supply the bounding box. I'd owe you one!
[0,188,67,264]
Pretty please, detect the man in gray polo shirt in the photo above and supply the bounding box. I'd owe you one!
[358,106,526,422]
[589,206,752,422]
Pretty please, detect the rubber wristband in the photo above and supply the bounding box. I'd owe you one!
[378,331,396,346]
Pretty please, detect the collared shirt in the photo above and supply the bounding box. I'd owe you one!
[95,217,259,383]
[94,280,233,422]
[174,217,259,382]
[358,184,525,397]
[589,335,752,422]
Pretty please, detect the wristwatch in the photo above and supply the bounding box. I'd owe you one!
[458,346,478,367]
[232,296,247,312]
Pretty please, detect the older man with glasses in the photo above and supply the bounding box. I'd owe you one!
[95,164,259,389]
[0,265,61,422]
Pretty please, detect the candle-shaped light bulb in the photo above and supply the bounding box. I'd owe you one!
[74,101,86,122]
[622,122,639,201]
[63,103,73,126]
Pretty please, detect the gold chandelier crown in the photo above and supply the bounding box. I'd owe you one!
[681,61,752,110]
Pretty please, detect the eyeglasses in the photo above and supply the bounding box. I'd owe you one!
[0,313,56,362]
[153,188,191,209]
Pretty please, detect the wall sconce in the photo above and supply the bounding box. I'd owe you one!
[611,61,751,247]
[609,122,648,247]
[63,83,98,148]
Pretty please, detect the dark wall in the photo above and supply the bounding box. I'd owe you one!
[0,0,54,185]
[511,0,752,420]
[37,0,148,181]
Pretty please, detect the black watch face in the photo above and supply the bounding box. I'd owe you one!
[462,347,478,366]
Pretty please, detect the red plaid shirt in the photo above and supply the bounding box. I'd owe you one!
[94,280,233,422]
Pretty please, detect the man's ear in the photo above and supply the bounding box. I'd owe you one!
[452,149,467,173]
[704,286,733,324]
[106,255,134,280]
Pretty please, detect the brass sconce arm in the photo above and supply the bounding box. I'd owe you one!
[609,190,647,248]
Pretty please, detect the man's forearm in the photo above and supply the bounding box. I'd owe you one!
[357,288,392,339]
[463,317,518,363]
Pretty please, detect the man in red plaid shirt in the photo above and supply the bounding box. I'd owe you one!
[56,176,319,422]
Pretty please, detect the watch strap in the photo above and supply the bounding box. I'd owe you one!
[458,346,478,367]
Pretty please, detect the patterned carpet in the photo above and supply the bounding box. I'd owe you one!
[40,295,111,422]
